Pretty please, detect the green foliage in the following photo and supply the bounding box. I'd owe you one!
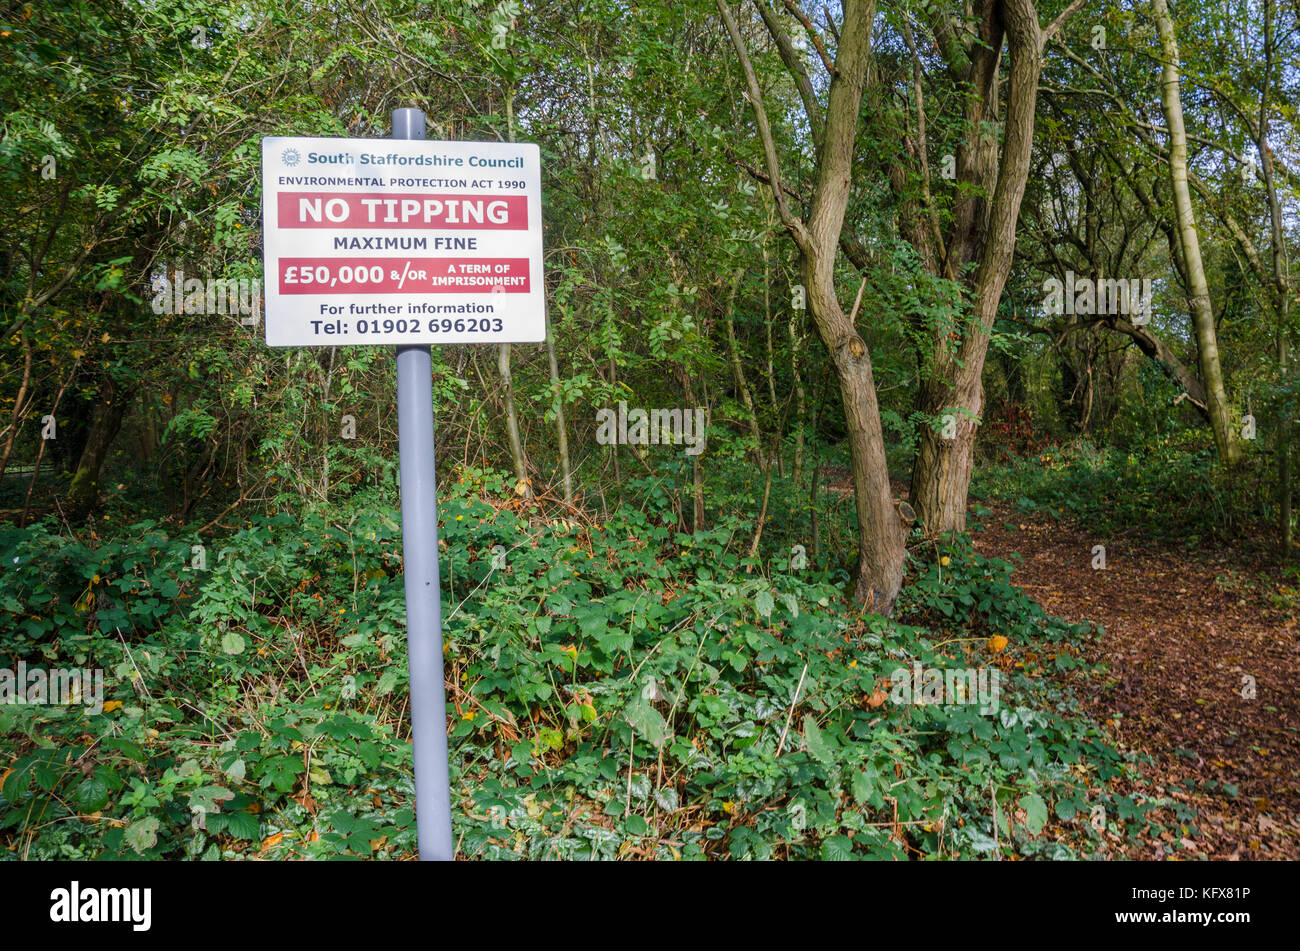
[1,470,1149,860]
[1,0,1285,864]
[973,432,1266,546]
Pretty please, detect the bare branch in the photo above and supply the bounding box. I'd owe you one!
[899,19,945,262]
[723,147,809,204]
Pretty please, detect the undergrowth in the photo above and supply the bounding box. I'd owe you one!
[972,430,1270,546]
[0,467,1170,860]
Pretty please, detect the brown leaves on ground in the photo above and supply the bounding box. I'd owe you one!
[973,503,1300,860]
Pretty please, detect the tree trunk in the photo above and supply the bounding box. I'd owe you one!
[827,323,907,610]
[0,331,33,484]
[909,0,1042,535]
[789,302,807,488]
[498,342,530,495]
[719,0,907,612]
[1258,0,1292,554]
[722,266,763,465]
[499,90,533,497]
[1109,317,1211,421]
[1152,0,1240,466]
[67,378,127,517]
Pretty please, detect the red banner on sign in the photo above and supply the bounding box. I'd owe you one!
[278,258,531,294]
[277,193,527,229]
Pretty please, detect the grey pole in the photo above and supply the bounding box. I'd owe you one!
[392,107,455,861]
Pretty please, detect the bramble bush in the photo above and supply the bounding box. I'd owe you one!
[1,468,1170,860]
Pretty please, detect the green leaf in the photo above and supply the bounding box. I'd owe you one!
[189,785,234,815]
[577,608,606,633]
[851,767,876,806]
[1019,793,1048,836]
[596,628,633,655]
[124,816,160,854]
[754,590,774,620]
[821,835,853,860]
[223,810,260,840]
[220,631,245,655]
[803,715,834,763]
[75,775,111,813]
[308,766,332,786]
[357,742,381,769]
[34,762,60,792]
[778,592,798,618]
[3,767,30,799]
[623,693,670,749]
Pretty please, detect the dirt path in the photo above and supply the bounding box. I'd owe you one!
[971,502,1300,859]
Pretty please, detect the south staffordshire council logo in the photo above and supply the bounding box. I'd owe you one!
[282,148,301,167]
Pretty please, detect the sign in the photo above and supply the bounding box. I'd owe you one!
[260,135,545,346]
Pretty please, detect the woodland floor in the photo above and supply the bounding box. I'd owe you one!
[969,500,1300,860]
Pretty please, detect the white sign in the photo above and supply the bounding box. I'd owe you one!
[260,136,545,346]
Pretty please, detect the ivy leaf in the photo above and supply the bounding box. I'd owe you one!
[654,787,679,812]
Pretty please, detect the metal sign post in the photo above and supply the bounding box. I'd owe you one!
[391,108,454,862]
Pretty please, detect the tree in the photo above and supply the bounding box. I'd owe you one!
[903,0,1070,536]
[717,0,909,612]
[1151,0,1240,466]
